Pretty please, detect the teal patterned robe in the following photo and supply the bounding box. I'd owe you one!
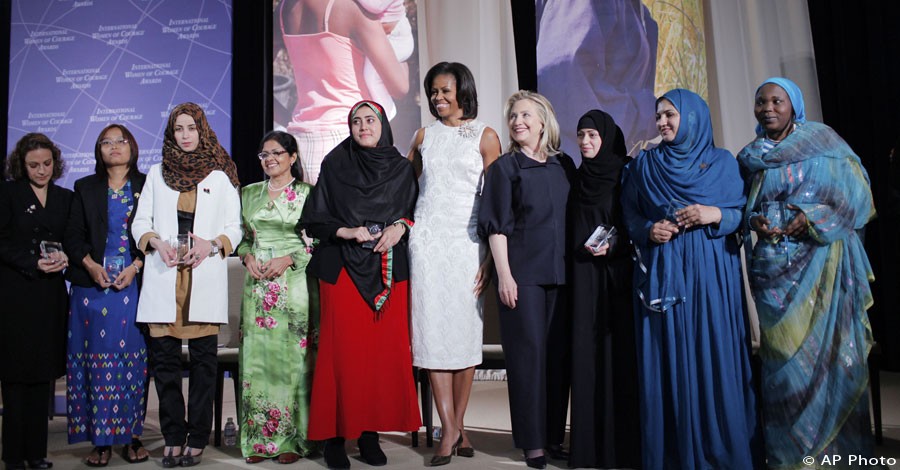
[738,122,877,469]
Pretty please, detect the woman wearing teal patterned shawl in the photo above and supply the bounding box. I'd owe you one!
[738,77,878,469]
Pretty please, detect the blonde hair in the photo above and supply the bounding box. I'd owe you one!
[503,90,561,156]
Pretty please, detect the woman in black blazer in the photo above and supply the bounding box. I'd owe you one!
[63,124,149,467]
[478,91,574,469]
[0,133,73,470]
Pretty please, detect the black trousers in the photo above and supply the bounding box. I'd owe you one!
[498,284,570,450]
[1,381,52,464]
[150,334,217,449]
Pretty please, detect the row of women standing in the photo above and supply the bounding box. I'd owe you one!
[0,68,878,470]
[0,102,243,469]
[469,75,877,469]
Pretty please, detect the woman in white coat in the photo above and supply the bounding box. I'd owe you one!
[132,102,242,468]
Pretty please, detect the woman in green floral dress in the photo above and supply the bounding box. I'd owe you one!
[236,131,318,464]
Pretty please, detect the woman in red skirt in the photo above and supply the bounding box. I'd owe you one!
[300,100,421,468]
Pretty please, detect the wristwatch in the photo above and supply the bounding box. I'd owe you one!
[209,240,220,258]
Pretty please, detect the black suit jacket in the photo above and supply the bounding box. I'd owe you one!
[0,179,72,381]
[64,172,146,287]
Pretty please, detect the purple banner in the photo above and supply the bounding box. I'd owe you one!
[7,0,233,189]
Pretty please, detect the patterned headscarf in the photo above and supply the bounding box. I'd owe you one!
[161,102,240,191]
[753,77,807,136]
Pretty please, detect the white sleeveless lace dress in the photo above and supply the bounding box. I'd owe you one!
[409,120,486,369]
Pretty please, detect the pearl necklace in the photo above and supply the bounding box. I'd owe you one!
[267,178,295,192]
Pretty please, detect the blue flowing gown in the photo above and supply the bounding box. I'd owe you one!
[621,89,759,470]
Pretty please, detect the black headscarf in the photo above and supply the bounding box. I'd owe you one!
[300,101,418,311]
[572,110,631,263]
[576,109,630,203]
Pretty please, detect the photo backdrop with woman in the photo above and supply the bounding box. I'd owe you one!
[272,0,421,162]
[536,0,709,163]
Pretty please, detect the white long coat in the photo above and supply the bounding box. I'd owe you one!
[132,164,242,324]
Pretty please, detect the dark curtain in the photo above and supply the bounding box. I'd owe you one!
[231,0,270,185]
[510,0,537,92]
[0,0,10,174]
[808,0,900,370]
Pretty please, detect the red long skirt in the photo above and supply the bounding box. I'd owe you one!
[308,269,422,440]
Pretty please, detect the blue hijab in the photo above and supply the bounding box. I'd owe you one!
[625,89,745,311]
[633,89,739,210]
[753,77,807,135]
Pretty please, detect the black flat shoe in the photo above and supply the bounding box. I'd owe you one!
[5,462,26,470]
[357,431,387,467]
[324,438,350,469]
[546,444,570,460]
[25,460,52,470]
[524,454,546,469]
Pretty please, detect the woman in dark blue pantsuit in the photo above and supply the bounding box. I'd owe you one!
[478,91,575,470]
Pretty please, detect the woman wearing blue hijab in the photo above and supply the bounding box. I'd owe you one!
[621,89,759,469]
[738,77,877,469]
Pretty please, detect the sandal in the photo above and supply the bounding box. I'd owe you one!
[85,446,112,467]
[179,447,204,467]
[121,438,150,464]
[161,446,182,469]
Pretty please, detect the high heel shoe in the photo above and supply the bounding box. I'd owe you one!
[179,447,203,467]
[429,432,462,467]
[456,444,475,458]
[456,432,474,459]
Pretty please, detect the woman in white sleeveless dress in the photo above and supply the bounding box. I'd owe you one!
[407,62,501,466]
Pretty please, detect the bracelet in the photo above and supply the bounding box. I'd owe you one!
[131,263,141,274]
[392,218,414,232]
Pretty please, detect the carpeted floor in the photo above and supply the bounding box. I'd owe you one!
[4,373,900,469]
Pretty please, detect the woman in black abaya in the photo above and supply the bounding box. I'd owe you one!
[567,109,640,468]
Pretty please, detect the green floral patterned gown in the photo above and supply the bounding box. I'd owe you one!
[236,181,318,458]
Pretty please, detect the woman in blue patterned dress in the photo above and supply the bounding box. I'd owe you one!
[738,77,878,469]
[64,124,148,466]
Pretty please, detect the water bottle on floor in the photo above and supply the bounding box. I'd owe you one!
[224,417,237,446]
